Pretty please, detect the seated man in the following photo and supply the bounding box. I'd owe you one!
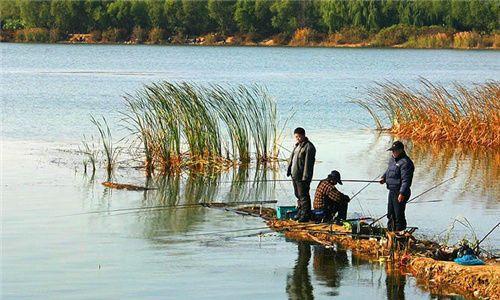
[313,170,350,224]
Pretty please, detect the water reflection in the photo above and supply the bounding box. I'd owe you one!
[128,167,276,239]
[408,142,499,201]
[385,270,407,300]
[312,245,349,296]
[286,242,314,300]
[286,242,414,300]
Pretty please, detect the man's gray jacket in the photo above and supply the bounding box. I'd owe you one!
[287,138,316,182]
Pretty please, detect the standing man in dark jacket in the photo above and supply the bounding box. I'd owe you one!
[287,127,316,222]
[380,141,415,232]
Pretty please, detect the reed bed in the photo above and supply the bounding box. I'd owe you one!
[122,82,282,175]
[355,79,500,148]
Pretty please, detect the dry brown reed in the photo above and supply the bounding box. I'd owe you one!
[354,79,500,148]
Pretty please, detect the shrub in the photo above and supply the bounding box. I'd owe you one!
[290,27,318,46]
[102,28,128,43]
[453,32,481,48]
[2,18,24,31]
[405,33,452,48]
[417,25,454,36]
[15,28,49,43]
[373,24,417,47]
[336,26,369,44]
[49,28,63,43]
[170,32,185,44]
[268,33,288,45]
[202,33,225,45]
[89,30,102,43]
[148,27,166,44]
[132,26,146,44]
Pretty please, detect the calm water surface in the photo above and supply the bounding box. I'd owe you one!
[1,43,499,299]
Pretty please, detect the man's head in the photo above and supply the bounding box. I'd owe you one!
[293,127,306,144]
[327,170,343,185]
[387,141,405,158]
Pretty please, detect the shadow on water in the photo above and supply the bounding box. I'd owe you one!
[286,241,413,300]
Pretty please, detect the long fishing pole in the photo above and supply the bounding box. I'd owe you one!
[218,179,380,184]
[350,174,381,217]
[473,221,500,251]
[58,200,278,217]
[369,176,457,227]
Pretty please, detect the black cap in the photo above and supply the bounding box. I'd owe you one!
[327,170,343,185]
[387,141,404,151]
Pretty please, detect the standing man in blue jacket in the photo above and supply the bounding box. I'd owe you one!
[379,141,415,232]
[287,127,316,222]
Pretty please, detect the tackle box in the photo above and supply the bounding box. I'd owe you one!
[276,206,297,220]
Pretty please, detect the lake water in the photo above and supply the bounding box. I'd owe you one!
[1,43,499,299]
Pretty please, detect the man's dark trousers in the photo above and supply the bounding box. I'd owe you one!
[293,179,311,219]
[387,190,409,231]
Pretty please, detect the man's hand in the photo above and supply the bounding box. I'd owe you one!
[398,194,405,203]
[379,178,385,184]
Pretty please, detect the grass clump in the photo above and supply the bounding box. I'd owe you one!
[289,28,319,46]
[14,28,50,43]
[91,116,121,178]
[121,82,283,176]
[354,79,500,148]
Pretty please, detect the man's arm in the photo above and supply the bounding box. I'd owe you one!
[286,146,295,177]
[302,144,316,181]
[399,160,414,197]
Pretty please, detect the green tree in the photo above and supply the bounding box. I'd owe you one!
[208,0,236,34]
[319,0,348,33]
[84,0,111,31]
[147,0,167,29]
[254,0,273,34]
[107,0,133,31]
[234,0,256,33]
[51,0,89,32]
[131,0,150,29]
[270,0,299,35]
[164,0,184,34]
[182,0,212,35]
[18,0,51,28]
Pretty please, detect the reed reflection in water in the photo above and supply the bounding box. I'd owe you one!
[105,165,277,240]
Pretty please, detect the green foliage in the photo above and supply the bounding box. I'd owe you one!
[2,0,498,42]
[2,19,25,30]
[372,24,416,46]
[208,0,236,34]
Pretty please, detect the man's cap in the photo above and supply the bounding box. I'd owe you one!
[387,141,404,151]
[327,170,342,185]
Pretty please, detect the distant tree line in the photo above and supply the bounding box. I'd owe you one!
[1,0,498,36]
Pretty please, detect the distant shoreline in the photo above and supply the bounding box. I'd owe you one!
[3,38,499,51]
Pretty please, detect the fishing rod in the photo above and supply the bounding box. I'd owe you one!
[369,176,457,227]
[58,200,278,217]
[350,174,381,217]
[218,179,380,184]
[473,221,500,252]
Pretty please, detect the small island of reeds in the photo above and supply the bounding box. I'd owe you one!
[355,79,500,149]
[84,82,287,178]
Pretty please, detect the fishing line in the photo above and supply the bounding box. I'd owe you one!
[369,176,457,227]
[57,200,277,217]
